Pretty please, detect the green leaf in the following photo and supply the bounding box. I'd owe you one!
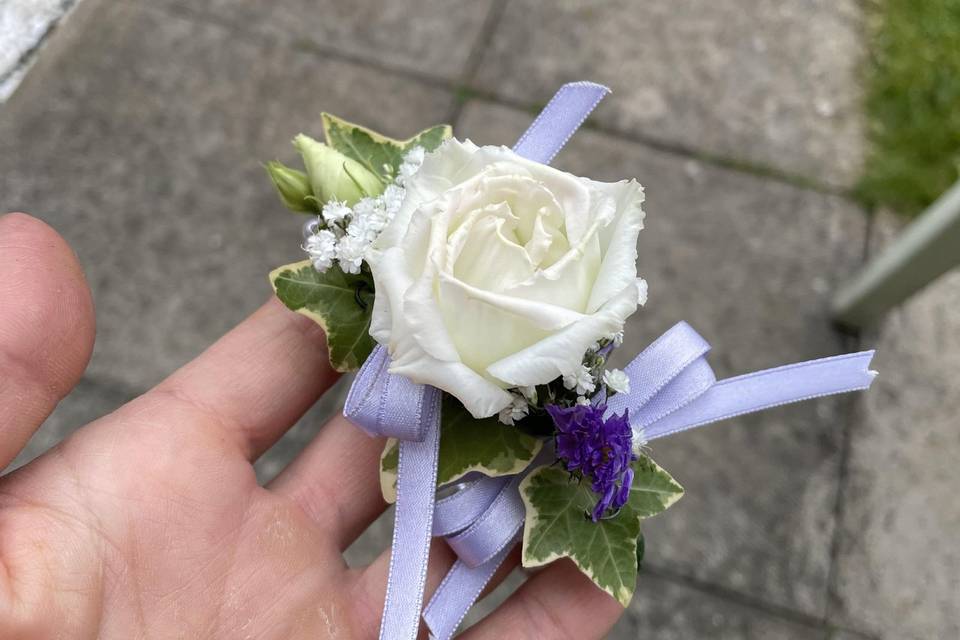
[379,395,543,503]
[519,455,683,606]
[625,455,686,519]
[321,112,451,182]
[269,260,375,372]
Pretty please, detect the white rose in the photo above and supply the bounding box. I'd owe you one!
[367,139,645,418]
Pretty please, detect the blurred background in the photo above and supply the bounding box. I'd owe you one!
[1,0,958,638]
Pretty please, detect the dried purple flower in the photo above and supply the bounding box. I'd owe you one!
[546,403,637,522]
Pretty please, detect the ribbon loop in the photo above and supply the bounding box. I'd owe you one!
[606,322,716,433]
[445,475,525,568]
[432,476,510,537]
[345,345,429,441]
[616,321,712,407]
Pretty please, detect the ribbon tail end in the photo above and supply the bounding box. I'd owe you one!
[564,80,612,96]
[858,349,879,388]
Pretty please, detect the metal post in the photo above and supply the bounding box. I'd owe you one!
[833,180,960,329]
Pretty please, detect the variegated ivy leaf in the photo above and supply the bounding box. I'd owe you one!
[321,113,450,182]
[269,260,375,372]
[380,395,542,503]
[519,455,683,606]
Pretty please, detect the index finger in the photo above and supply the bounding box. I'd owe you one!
[461,558,624,640]
[148,297,340,461]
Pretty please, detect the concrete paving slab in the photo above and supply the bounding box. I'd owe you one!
[0,0,455,391]
[613,572,827,639]
[826,630,878,640]
[473,0,865,188]
[829,211,960,639]
[156,0,496,82]
[457,100,869,616]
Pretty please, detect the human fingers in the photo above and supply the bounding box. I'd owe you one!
[148,298,339,460]
[0,213,95,470]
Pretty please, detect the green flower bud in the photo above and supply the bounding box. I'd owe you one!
[265,160,315,212]
[293,134,383,206]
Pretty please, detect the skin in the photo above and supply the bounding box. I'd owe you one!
[0,212,624,639]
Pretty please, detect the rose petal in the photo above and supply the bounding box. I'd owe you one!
[388,345,514,418]
[586,179,645,313]
[451,209,535,293]
[486,280,639,386]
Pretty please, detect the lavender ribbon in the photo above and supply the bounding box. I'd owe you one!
[345,344,442,638]
[511,81,610,164]
[342,82,877,640]
[606,321,877,443]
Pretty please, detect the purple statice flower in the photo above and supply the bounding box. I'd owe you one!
[546,403,637,522]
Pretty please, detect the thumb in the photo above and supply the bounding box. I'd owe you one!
[0,213,95,471]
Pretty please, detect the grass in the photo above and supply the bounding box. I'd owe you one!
[856,0,960,216]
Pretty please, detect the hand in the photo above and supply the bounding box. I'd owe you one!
[0,212,624,639]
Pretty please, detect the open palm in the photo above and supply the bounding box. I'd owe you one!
[0,213,623,639]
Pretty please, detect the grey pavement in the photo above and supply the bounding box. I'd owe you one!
[473,0,865,189]
[828,212,960,640]
[1,0,957,638]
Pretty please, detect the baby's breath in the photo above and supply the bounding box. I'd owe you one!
[563,364,597,396]
[497,393,530,426]
[301,146,425,274]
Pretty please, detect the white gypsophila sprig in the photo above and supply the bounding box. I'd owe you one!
[322,199,351,225]
[382,183,405,216]
[361,196,394,232]
[336,235,368,274]
[397,146,426,187]
[576,396,592,406]
[347,198,383,242]
[603,368,630,394]
[498,393,530,426]
[303,227,338,272]
[563,364,597,396]
[636,277,648,306]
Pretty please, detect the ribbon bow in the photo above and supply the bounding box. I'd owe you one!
[343,83,877,640]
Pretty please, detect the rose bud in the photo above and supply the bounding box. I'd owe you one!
[264,160,315,212]
[293,134,383,206]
